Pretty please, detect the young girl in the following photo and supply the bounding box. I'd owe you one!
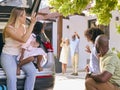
[36,22,53,53]
[17,22,47,75]
[59,38,70,74]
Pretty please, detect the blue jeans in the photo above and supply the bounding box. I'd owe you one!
[0,53,36,90]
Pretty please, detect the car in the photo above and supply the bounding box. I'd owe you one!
[0,0,55,90]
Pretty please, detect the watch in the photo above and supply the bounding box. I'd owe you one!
[88,72,93,76]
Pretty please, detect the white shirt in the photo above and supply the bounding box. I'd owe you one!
[89,46,100,74]
[70,36,80,57]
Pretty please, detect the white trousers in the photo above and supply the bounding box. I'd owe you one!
[71,53,79,73]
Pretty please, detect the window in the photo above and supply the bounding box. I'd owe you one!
[88,19,110,39]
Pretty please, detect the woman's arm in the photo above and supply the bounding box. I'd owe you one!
[60,38,65,47]
[22,14,36,42]
[5,13,36,43]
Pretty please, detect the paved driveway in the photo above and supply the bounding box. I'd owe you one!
[53,71,86,90]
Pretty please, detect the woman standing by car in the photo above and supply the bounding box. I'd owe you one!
[0,7,36,90]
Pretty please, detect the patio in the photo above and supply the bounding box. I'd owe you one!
[53,68,86,90]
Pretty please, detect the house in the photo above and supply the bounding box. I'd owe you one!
[52,10,120,70]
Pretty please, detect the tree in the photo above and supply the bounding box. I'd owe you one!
[48,0,119,26]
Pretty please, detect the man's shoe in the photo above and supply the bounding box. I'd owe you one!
[71,73,75,75]
[74,73,78,76]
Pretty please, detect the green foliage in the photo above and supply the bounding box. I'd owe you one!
[116,24,120,34]
[49,0,91,17]
[48,0,120,25]
[112,47,120,59]
[90,0,118,25]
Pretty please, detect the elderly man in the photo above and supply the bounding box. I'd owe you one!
[85,35,120,90]
[70,32,80,76]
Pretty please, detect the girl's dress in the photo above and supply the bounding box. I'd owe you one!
[59,44,70,64]
[17,33,46,60]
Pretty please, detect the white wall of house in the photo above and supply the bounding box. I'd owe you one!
[67,15,89,70]
[109,10,120,50]
[53,15,90,70]
[52,10,120,70]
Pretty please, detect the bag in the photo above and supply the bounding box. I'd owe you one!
[0,85,7,90]
[42,42,53,52]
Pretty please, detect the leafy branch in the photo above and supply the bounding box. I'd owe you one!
[49,0,120,26]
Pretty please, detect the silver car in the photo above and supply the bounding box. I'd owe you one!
[0,0,55,90]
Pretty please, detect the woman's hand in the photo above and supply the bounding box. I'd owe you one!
[30,12,37,25]
[85,45,91,53]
